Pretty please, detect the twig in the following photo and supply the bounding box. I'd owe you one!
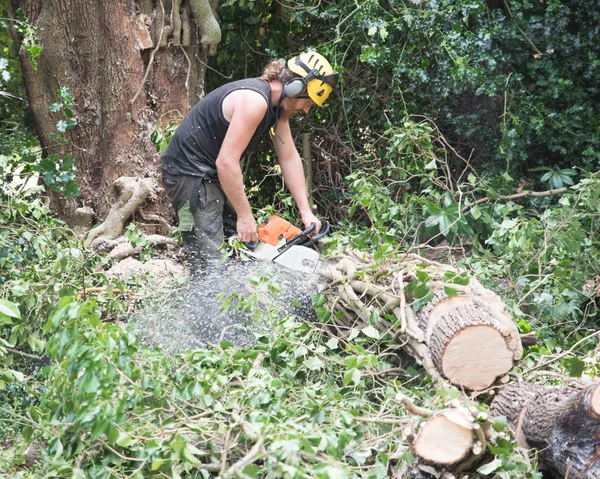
[502,0,543,55]
[99,440,147,462]
[6,347,43,361]
[222,437,264,479]
[461,187,568,215]
[353,416,409,425]
[394,393,433,418]
[179,44,191,92]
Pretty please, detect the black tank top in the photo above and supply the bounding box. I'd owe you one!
[160,78,277,180]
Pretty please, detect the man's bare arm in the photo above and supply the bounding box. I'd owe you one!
[272,118,321,233]
[216,90,267,242]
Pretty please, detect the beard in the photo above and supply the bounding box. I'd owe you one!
[279,104,299,120]
[279,98,304,120]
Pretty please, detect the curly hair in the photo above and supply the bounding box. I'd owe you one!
[261,60,288,81]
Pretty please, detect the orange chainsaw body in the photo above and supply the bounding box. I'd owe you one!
[257,215,302,246]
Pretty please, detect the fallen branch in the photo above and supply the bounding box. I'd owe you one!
[319,251,522,391]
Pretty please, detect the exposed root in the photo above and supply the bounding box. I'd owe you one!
[84,177,154,250]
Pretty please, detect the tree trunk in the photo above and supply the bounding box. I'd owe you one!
[490,382,600,478]
[8,0,220,230]
[319,251,523,391]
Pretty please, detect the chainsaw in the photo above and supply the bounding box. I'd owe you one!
[238,215,330,274]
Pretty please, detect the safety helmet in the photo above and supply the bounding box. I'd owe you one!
[286,52,339,106]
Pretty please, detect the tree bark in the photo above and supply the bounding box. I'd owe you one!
[8,0,220,229]
[490,382,600,478]
[319,251,523,391]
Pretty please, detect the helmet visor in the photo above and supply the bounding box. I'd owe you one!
[320,72,339,89]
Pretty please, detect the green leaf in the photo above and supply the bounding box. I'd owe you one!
[477,457,503,474]
[49,102,63,112]
[116,431,133,447]
[415,270,430,282]
[362,325,380,339]
[242,464,260,478]
[304,356,324,370]
[316,307,331,322]
[312,293,327,307]
[0,300,21,319]
[107,424,119,445]
[564,357,585,377]
[343,368,360,386]
[444,286,457,297]
[347,329,360,341]
[413,289,434,311]
[491,415,508,432]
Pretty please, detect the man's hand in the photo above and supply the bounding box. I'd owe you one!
[301,212,321,234]
[237,215,258,243]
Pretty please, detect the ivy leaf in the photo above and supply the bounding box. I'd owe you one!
[477,457,503,474]
[304,356,324,370]
[49,102,63,112]
[362,325,380,339]
[56,120,67,132]
[343,368,361,386]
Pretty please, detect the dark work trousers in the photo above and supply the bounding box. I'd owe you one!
[162,170,237,271]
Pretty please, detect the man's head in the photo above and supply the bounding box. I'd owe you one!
[261,51,339,107]
[284,52,339,106]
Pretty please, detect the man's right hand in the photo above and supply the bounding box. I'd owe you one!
[236,215,258,243]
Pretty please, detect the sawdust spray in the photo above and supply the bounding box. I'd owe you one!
[133,257,323,354]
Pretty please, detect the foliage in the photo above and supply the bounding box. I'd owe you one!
[124,223,157,262]
[0,5,28,128]
[11,8,42,68]
[468,173,600,348]
[205,0,600,225]
[36,86,80,196]
[1,284,542,478]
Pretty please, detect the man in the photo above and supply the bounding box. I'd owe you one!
[160,51,339,260]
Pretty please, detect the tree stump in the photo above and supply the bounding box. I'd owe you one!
[490,382,600,478]
[319,251,522,391]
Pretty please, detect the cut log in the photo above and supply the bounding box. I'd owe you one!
[403,401,492,478]
[319,251,522,391]
[412,409,475,466]
[490,382,600,478]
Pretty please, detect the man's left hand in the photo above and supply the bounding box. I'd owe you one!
[301,212,321,234]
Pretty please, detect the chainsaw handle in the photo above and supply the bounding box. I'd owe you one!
[277,223,316,252]
[303,220,331,247]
